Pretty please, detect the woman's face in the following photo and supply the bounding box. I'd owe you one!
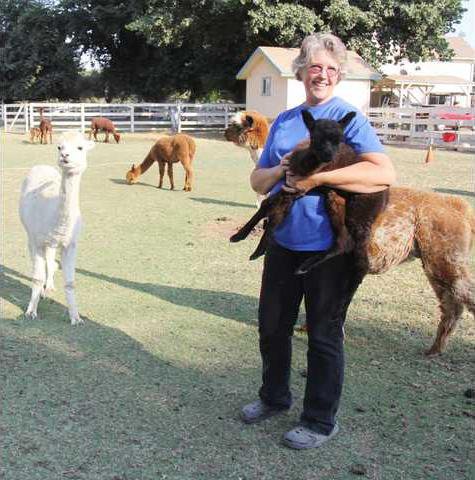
[302,49,340,106]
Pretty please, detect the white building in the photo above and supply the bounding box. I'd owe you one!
[374,37,475,107]
[236,46,381,120]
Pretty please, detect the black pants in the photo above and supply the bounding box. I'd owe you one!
[258,241,363,435]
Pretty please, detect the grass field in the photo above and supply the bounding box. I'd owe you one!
[1,130,474,480]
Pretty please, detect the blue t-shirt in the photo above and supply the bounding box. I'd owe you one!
[258,96,384,251]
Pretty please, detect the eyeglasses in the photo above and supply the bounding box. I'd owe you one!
[306,64,339,78]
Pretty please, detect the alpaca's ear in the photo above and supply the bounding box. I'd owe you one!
[245,115,254,127]
[301,110,315,132]
[338,112,356,129]
[131,164,135,170]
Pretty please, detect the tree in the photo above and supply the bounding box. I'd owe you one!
[0,0,81,102]
[126,0,465,98]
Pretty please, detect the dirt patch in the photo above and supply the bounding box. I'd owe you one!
[204,216,265,239]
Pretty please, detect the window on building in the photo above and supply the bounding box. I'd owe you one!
[261,77,271,96]
[428,94,449,105]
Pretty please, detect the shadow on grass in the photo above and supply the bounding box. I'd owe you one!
[109,178,158,188]
[76,267,258,326]
[190,196,255,209]
[434,187,475,198]
[1,267,249,479]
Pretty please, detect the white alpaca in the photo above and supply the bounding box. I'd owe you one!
[19,131,94,325]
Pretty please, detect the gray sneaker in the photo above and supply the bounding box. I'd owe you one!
[240,399,288,424]
[282,423,339,449]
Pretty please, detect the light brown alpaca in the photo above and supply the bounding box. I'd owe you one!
[89,117,121,143]
[365,187,475,355]
[126,133,196,191]
[234,117,474,355]
[29,127,41,144]
[38,108,53,144]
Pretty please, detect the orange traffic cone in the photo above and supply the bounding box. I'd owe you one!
[424,144,434,164]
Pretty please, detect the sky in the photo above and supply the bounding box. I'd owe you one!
[455,0,475,48]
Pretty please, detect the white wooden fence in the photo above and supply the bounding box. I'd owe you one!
[368,106,475,151]
[0,102,246,134]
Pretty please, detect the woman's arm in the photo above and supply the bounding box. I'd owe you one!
[250,164,286,195]
[285,152,396,194]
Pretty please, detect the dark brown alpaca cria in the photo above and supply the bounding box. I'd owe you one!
[89,117,121,143]
[125,133,196,191]
[231,110,388,277]
[38,108,53,144]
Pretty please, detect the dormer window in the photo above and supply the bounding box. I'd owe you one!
[261,77,272,96]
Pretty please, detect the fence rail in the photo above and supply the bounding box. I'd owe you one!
[0,102,246,134]
[368,106,475,151]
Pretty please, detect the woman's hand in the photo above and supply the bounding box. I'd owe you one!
[283,170,323,194]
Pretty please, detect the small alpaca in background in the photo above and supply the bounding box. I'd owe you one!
[224,110,270,206]
[38,107,53,144]
[89,117,121,143]
[29,127,41,144]
[19,131,94,325]
[126,133,196,191]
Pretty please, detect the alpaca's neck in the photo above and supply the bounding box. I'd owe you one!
[137,151,156,175]
[49,172,82,245]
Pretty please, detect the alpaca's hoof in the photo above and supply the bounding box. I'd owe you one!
[70,315,84,326]
[424,346,442,357]
[25,309,37,320]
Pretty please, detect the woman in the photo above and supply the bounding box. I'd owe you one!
[240,33,396,449]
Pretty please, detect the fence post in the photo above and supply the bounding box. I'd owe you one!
[80,104,85,134]
[30,104,34,130]
[177,104,182,133]
[130,105,135,133]
[224,104,229,128]
[24,103,29,132]
[3,104,7,132]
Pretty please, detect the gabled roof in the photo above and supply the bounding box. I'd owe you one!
[446,36,475,61]
[236,46,381,81]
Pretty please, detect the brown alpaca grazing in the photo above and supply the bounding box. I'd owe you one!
[126,133,196,191]
[89,117,121,143]
[29,127,41,143]
[232,110,475,355]
[38,108,53,144]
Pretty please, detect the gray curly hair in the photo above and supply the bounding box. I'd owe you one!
[292,33,348,81]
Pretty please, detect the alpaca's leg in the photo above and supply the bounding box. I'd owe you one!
[61,244,82,325]
[167,162,175,190]
[104,131,109,143]
[230,199,272,242]
[43,246,57,296]
[158,162,165,188]
[93,129,98,142]
[183,165,193,191]
[425,274,465,356]
[25,250,46,319]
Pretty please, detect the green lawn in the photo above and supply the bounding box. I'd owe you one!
[1,130,474,480]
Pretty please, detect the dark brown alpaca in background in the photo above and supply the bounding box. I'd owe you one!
[89,117,121,143]
[126,133,196,191]
[38,108,53,144]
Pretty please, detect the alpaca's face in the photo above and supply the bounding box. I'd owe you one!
[57,132,94,174]
[298,110,356,168]
[114,132,121,144]
[126,165,138,184]
[224,112,253,146]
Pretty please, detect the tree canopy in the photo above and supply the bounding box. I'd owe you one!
[1,0,466,102]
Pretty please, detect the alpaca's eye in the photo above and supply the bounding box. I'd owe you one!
[77,146,83,151]
[57,146,61,151]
